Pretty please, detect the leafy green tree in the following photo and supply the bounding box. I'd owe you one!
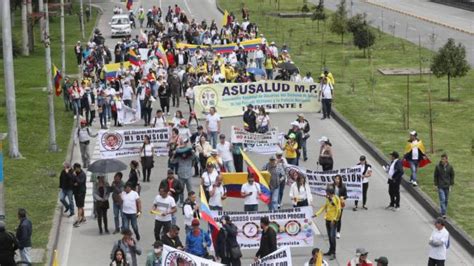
[330,0,348,44]
[347,13,367,33]
[353,25,376,57]
[431,38,470,101]
[311,0,327,32]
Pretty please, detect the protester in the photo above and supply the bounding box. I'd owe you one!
[152,187,177,241]
[110,229,142,266]
[121,182,141,241]
[428,218,450,266]
[241,173,262,211]
[0,221,18,266]
[152,109,167,128]
[183,191,201,234]
[276,151,288,209]
[384,151,403,211]
[127,160,140,192]
[216,215,241,265]
[314,186,341,260]
[209,176,227,210]
[75,119,97,168]
[296,114,311,161]
[254,216,277,261]
[110,248,129,266]
[72,163,87,227]
[243,104,257,133]
[284,121,303,164]
[256,106,270,133]
[319,77,334,120]
[201,162,219,201]
[289,174,313,207]
[140,135,155,182]
[159,169,184,207]
[196,135,213,174]
[281,133,298,166]
[403,131,429,187]
[174,139,195,205]
[217,134,235,172]
[161,225,184,250]
[186,219,211,257]
[304,248,329,266]
[333,175,347,239]
[318,136,334,171]
[206,107,221,149]
[188,112,199,134]
[354,155,372,211]
[434,153,455,218]
[59,162,75,217]
[111,172,125,234]
[262,156,285,211]
[16,208,32,264]
[347,248,373,266]
[145,240,163,266]
[94,175,111,234]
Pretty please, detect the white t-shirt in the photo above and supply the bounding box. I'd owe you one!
[216,141,233,162]
[153,116,166,128]
[256,115,270,127]
[428,227,450,260]
[153,195,176,222]
[206,113,221,132]
[202,170,219,187]
[360,163,372,184]
[140,143,154,157]
[208,185,226,207]
[412,140,419,160]
[122,85,133,100]
[321,84,333,99]
[241,182,261,205]
[121,191,139,214]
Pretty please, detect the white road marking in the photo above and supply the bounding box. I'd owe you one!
[183,0,193,16]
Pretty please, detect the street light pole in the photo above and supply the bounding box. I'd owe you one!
[0,133,7,222]
[60,0,66,75]
[80,0,85,39]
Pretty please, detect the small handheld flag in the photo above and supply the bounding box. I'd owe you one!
[52,64,62,96]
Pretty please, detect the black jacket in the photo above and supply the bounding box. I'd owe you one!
[59,169,74,190]
[216,223,240,259]
[335,183,347,199]
[16,218,32,249]
[389,159,404,184]
[434,162,455,189]
[0,230,18,258]
[256,227,277,258]
[243,110,257,133]
[159,178,184,203]
[162,233,183,249]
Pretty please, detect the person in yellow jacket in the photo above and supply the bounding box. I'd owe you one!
[313,186,341,261]
[320,68,335,86]
[403,130,430,187]
[223,63,237,82]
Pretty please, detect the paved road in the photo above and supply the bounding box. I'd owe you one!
[314,0,474,65]
[55,0,473,265]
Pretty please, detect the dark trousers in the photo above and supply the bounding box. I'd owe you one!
[199,154,209,174]
[142,166,151,182]
[160,97,170,113]
[99,111,107,128]
[336,209,343,233]
[233,153,243,172]
[294,199,308,207]
[355,183,369,207]
[172,93,179,107]
[325,220,337,255]
[222,257,241,266]
[143,107,152,125]
[123,99,132,108]
[154,220,171,241]
[388,181,400,208]
[96,205,108,232]
[322,98,332,118]
[428,258,445,266]
[244,204,258,212]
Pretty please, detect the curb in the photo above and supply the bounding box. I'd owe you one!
[45,4,104,266]
[331,108,474,255]
[363,0,474,36]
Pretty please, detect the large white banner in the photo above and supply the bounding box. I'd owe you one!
[98,127,169,158]
[286,166,363,201]
[251,247,293,266]
[161,245,224,266]
[211,207,314,250]
[230,126,281,154]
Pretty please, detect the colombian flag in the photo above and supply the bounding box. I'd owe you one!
[154,45,169,68]
[52,64,62,96]
[222,10,229,27]
[128,49,141,66]
[200,185,220,246]
[103,62,131,80]
[126,0,133,10]
[402,140,431,168]
[241,149,271,204]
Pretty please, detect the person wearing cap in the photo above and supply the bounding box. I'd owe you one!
[347,248,373,266]
[319,77,334,120]
[243,104,257,133]
[354,155,372,211]
[206,107,221,149]
[186,219,211,257]
[196,135,213,174]
[384,151,403,211]
[285,121,303,164]
[241,173,262,211]
[207,149,224,171]
[152,187,177,241]
[59,162,75,217]
[216,215,241,265]
[281,133,299,166]
[375,256,389,266]
[318,137,334,171]
[145,240,163,266]
[201,162,219,201]
[314,186,341,260]
[275,151,288,209]
[296,114,311,161]
[255,216,277,261]
[110,229,142,266]
[428,218,450,266]
[403,131,430,187]
[262,155,285,211]
[434,153,455,218]
[217,134,236,173]
[174,139,196,206]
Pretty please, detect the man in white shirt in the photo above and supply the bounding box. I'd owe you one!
[241,174,261,212]
[152,109,166,128]
[152,187,177,241]
[201,163,219,201]
[209,176,227,211]
[319,77,334,120]
[121,183,142,240]
[428,218,450,266]
[217,134,235,173]
[122,80,134,108]
[254,45,265,69]
[206,107,221,149]
[302,72,314,83]
[183,191,200,235]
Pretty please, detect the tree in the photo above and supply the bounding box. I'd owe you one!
[330,0,348,44]
[347,13,367,34]
[311,0,327,32]
[430,38,470,101]
[353,25,376,57]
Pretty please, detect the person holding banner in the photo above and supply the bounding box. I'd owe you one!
[289,174,313,207]
[254,216,277,261]
[333,175,347,239]
[314,186,341,260]
[354,155,372,211]
[241,174,262,212]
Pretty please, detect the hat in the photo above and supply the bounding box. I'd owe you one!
[389,151,399,158]
[180,119,187,126]
[290,121,299,127]
[153,241,163,248]
[359,155,366,161]
[435,217,446,226]
[211,149,218,155]
[410,130,417,136]
[269,155,276,160]
[276,151,283,156]
[167,169,174,174]
[289,133,296,139]
[191,219,200,226]
[318,136,328,143]
[297,113,304,118]
[375,256,389,264]
[271,41,275,45]
[356,248,368,256]
[247,104,254,108]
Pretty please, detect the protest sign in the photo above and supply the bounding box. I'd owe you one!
[98,127,169,158]
[193,80,320,118]
[230,126,280,154]
[211,207,314,250]
[251,246,293,266]
[162,245,224,266]
[176,38,262,54]
[286,165,363,201]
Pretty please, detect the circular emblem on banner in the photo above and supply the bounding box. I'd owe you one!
[242,222,259,238]
[199,86,218,111]
[285,220,301,236]
[163,250,197,266]
[101,132,123,151]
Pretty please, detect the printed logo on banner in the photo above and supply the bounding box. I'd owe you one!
[100,132,123,151]
[243,222,259,238]
[199,86,218,112]
[163,250,197,266]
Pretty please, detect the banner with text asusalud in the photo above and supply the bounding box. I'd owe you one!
[193,80,321,118]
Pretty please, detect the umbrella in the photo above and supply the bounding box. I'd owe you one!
[277,62,299,74]
[246,67,266,76]
[87,159,128,173]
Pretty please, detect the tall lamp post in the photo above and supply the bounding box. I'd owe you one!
[0,133,8,223]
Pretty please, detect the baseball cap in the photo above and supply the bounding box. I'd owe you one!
[359,155,366,161]
[410,130,417,136]
[211,149,218,155]
[356,248,368,256]
[375,256,388,265]
[289,133,296,139]
[247,104,254,108]
[297,113,304,118]
[269,155,276,160]
[318,136,328,143]
[435,217,446,226]
[389,151,399,158]
[290,121,299,127]
[276,151,283,156]
[191,219,200,226]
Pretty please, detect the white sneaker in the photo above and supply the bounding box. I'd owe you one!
[336,232,341,239]
[412,181,418,187]
[409,180,413,184]
[74,115,77,119]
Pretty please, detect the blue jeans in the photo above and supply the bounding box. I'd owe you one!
[223,160,235,173]
[72,99,81,116]
[438,187,450,216]
[60,189,74,215]
[244,204,258,212]
[122,213,140,239]
[269,187,280,211]
[278,181,285,206]
[178,177,192,204]
[301,138,308,160]
[409,160,419,182]
[325,220,337,254]
[113,202,122,231]
[209,131,218,149]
